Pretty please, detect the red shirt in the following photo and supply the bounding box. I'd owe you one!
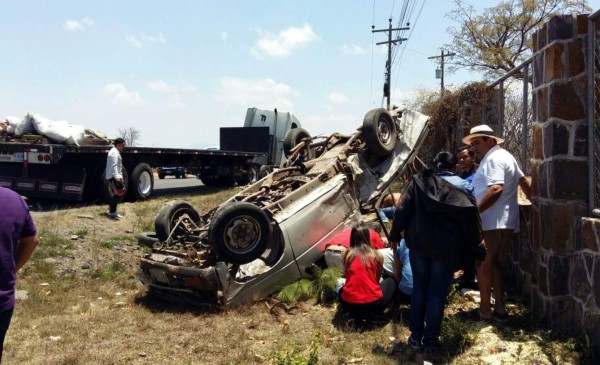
[324,229,384,249]
[341,253,383,304]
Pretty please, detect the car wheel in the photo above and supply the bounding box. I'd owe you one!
[154,200,203,242]
[362,108,398,157]
[158,173,165,179]
[283,128,313,159]
[209,202,271,265]
[129,163,154,201]
[138,231,160,247]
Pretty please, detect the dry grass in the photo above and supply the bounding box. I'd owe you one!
[4,187,593,364]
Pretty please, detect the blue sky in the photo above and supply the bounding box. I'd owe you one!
[0,0,531,148]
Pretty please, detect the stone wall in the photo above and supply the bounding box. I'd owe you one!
[504,14,600,356]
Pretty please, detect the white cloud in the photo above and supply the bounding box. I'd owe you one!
[215,76,294,110]
[103,83,144,107]
[327,92,349,104]
[125,36,143,48]
[144,80,196,93]
[167,95,186,110]
[251,24,317,59]
[126,32,166,48]
[221,32,228,41]
[340,44,365,55]
[63,18,94,32]
[142,32,166,43]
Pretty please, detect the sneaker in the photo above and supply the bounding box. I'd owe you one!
[108,212,122,220]
[407,335,422,352]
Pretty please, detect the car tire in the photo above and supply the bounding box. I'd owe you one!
[283,128,313,159]
[155,200,203,242]
[138,231,160,247]
[101,167,128,203]
[209,202,271,265]
[158,173,165,180]
[129,163,154,201]
[362,108,398,157]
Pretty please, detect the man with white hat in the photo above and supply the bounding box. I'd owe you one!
[462,125,531,321]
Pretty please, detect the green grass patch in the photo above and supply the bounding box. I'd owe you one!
[110,234,137,243]
[276,268,342,304]
[98,240,116,250]
[72,227,89,238]
[92,262,126,280]
[268,334,320,365]
[34,226,75,259]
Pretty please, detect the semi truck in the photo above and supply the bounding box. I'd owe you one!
[0,107,301,202]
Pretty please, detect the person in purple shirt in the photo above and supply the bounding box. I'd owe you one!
[0,187,39,362]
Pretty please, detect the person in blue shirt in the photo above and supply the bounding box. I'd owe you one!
[457,146,478,184]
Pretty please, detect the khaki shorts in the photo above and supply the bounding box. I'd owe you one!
[483,229,514,256]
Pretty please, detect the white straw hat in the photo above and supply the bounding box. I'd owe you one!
[462,124,504,145]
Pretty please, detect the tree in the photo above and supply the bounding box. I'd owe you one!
[118,127,141,146]
[399,86,440,113]
[446,0,590,79]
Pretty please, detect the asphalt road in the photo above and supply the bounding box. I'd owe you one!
[28,175,210,211]
[152,175,206,196]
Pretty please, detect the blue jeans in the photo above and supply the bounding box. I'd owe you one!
[408,251,454,348]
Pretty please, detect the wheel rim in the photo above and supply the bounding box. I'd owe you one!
[377,118,392,145]
[222,215,261,254]
[138,171,152,195]
[169,208,197,235]
[248,168,258,183]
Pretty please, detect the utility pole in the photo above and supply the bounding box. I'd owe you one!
[428,49,456,94]
[372,18,409,109]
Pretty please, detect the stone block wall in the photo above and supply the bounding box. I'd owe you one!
[504,14,600,355]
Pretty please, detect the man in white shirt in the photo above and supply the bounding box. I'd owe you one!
[463,125,531,321]
[105,138,126,220]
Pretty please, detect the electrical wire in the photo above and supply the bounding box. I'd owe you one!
[370,0,376,107]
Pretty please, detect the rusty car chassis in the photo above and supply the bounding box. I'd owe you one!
[139,108,430,307]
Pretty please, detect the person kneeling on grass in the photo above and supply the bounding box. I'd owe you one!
[338,223,397,321]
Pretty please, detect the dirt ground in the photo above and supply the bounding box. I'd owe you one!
[3,190,593,365]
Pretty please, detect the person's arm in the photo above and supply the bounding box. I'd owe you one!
[375,251,384,280]
[15,235,39,271]
[393,243,402,282]
[519,176,531,200]
[477,184,503,213]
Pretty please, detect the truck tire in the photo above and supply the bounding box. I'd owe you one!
[102,167,129,203]
[283,128,313,159]
[138,231,160,247]
[129,163,154,201]
[209,202,271,265]
[236,165,259,185]
[362,108,398,157]
[258,165,273,179]
[155,200,203,242]
[158,172,166,179]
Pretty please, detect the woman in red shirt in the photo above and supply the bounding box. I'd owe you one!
[339,224,397,319]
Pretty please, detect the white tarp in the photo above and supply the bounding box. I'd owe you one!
[27,114,86,145]
[1,116,22,134]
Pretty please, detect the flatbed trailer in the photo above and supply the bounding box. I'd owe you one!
[0,141,266,202]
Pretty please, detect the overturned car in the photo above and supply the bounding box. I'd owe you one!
[139,108,429,307]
